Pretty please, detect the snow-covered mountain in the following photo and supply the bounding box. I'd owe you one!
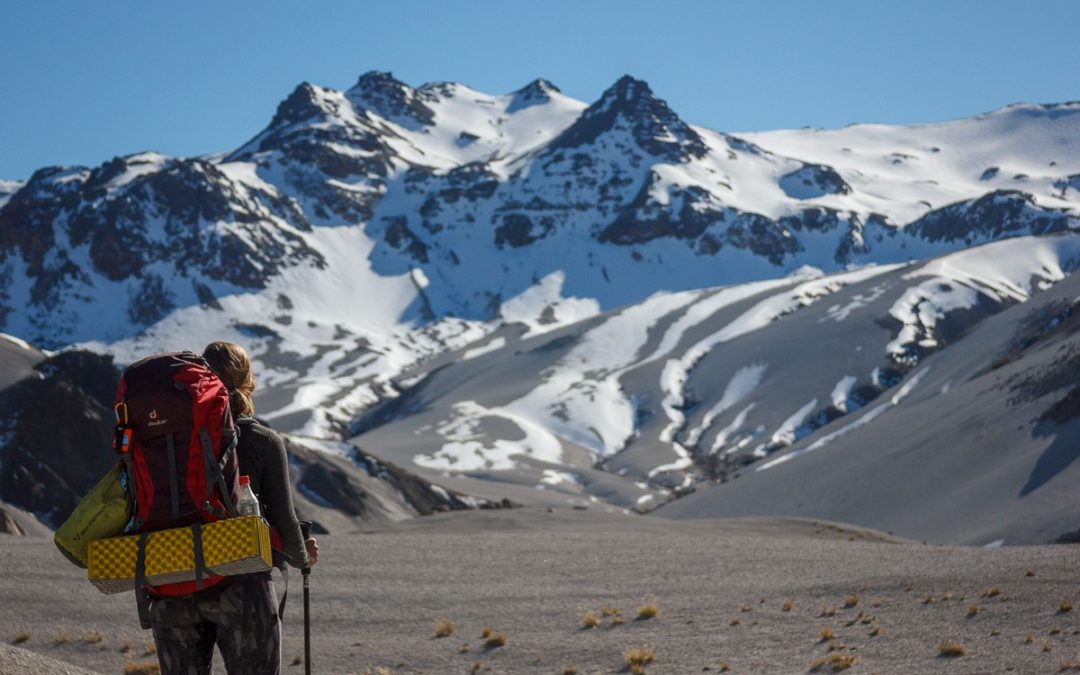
[2,72,1080,541]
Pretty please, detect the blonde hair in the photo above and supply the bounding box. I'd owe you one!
[202,341,256,417]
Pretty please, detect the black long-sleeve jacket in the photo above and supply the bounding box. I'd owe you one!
[235,417,309,569]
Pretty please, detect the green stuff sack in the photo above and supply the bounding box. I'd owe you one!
[54,463,132,569]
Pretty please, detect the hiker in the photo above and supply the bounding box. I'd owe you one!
[147,341,320,675]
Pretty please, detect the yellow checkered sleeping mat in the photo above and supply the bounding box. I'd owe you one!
[88,515,272,594]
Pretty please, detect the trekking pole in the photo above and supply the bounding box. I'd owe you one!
[300,521,312,675]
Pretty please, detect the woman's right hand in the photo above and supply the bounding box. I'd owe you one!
[305,537,320,567]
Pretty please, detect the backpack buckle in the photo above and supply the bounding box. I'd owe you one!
[202,500,228,520]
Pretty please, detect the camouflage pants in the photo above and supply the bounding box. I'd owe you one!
[149,572,280,675]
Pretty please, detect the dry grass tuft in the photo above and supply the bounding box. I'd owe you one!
[123,662,162,675]
[1025,634,1035,644]
[582,612,600,629]
[729,618,741,627]
[434,619,456,638]
[1026,569,1037,577]
[980,586,1002,599]
[843,594,859,608]
[1060,600,1074,614]
[819,627,835,642]
[480,627,493,639]
[938,640,966,657]
[1060,658,1080,671]
[459,643,471,653]
[601,607,622,617]
[562,667,578,675]
[782,600,795,612]
[922,594,935,605]
[940,591,953,601]
[739,604,751,613]
[869,625,881,637]
[120,640,132,654]
[719,663,731,672]
[636,603,660,620]
[611,616,625,626]
[810,653,858,671]
[144,642,157,656]
[819,607,837,617]
[12,632,30,644]
[624,646,656,668]
[82,631,104,644]
[1045,642,1055,653]
[826,640,846,652]
[967,605,980,617]
[290,656,302,666]
[471,663,482,674]
[53,630,69,645]
[484,633,507,649]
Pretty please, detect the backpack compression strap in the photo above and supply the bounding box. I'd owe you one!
[191,522,207,592]
[200,428,238,519]
[134,533,151,630]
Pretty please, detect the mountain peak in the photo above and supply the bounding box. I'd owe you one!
[546,75,707,162]
[347,70,434,128]
[606,75,652,100]
[352,70,410,93]
[269,82,336,128]
[507,78,561,113]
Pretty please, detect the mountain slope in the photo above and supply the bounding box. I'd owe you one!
[657,256,1080,545]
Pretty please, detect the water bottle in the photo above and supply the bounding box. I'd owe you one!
[237,475,261,517]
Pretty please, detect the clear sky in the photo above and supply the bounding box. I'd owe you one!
[1,0,1077,180]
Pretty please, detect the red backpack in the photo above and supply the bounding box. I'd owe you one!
[113,352,239,623]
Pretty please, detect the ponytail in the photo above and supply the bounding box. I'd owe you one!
[202,341,256,417]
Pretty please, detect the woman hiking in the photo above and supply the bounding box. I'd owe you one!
[148,341,319,675]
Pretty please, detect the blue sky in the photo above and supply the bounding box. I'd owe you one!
[1,1,1077,180]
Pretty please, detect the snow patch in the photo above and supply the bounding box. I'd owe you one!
[415,400,564,471]
[830,376,857,412]
[757,367,930,471]
[462,336,507,360]
[685,363,767,447]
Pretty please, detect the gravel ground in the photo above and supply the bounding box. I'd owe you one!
[0,643,101,674]
[1,508,1078,674]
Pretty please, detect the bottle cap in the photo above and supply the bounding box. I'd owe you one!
[239,475,250,486]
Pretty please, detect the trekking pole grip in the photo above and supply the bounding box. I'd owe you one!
[299,521,312,575]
